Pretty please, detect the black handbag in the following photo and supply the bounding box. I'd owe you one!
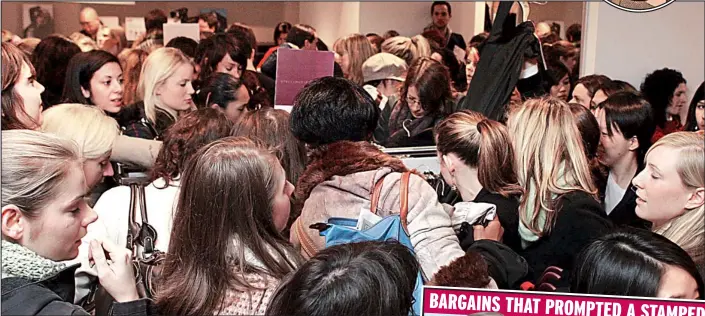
[84,183,165,315]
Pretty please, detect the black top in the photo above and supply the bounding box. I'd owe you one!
[502,191,613,287]
[1,264,152,316]
[597,166,652,230]
[474,188,522,252]
[446,32,467,52]
[457,1,542,122]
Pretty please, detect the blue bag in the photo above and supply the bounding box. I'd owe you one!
[309,172,424,315]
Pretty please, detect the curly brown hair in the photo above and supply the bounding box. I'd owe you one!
[151,107,233,187]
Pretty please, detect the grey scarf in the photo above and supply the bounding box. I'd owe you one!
[1,240,66,281]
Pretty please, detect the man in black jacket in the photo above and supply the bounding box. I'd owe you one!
[425,1,467,53]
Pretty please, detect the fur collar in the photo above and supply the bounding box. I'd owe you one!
[293,141,409,213]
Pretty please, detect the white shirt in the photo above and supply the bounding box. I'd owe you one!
[72,177,181,303]
[604,172,627,215]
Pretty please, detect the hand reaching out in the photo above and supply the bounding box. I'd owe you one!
[473,217,504,242]
[89,239,139,303]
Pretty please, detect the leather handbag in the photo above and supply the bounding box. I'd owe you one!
[85,183,165,315]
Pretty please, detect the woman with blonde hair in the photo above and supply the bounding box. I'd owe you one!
[381,35,431,67]
[2,42,45,130]
[506,97,612,285]
[633,131,705,279]
[1,130,151,315]
[41,103,119,191]
[135,47,196,139]
[333,34,376,86]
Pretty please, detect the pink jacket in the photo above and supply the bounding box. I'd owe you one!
[290,141,465,279]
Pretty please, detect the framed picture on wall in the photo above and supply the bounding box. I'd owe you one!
[22,4,54,39]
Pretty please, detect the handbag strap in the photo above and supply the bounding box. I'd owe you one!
[296,218,317,258]
[125,183,158,257]
[369,171,412,232]
[137,184,157,256]
[126,184,141,252]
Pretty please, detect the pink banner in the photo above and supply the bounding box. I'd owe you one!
[423,286,705,316]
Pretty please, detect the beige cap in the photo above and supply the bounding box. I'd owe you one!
[362,52,408,84]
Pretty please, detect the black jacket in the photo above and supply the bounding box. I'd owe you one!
[597,168,652,230]
[468,240,529,290]
[475,188,522,252]
[1,264,152,316]
[446,32,467,52]
[501,191,613,287]
[457,1,543,121]
[374,97,455,148]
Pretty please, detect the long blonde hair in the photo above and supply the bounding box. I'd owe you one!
[1,129,83,218]
[41,103,120,160]
[333,34,375,86]
[650,131,705,266]
[507,97,597,236]
[137,47,194,123]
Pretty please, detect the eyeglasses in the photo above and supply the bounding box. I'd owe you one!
[406,97,421,106]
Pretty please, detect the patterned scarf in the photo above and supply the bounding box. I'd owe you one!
[1,240,66,281]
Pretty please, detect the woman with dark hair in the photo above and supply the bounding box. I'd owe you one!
[274,21,292,46]
[265,241,418,316]
[595,92,655,229]
[256,22,292,70]
[75,108,233,303]
[232,107,306,185]
[196,73,250,123]
[569,74,611,110]
[232,108,307,237]
[194,33,248,88]
[375,57,455,147]
[241,70,273,109]
[157,137,301,315]
[542,61,571,102]
[592,79,638,111]
[289,77,465,278]
[62,50,124,115]
[31,36,81,108]
[684,82,704,132]
[641,68,688,143]
[572,229,703,299]
[2,42,45,130]
[569,103,605,193]
[434,110,523,250]
[543,41,579,78]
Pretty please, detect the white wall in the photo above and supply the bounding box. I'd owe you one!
[300,2,483,48]
[358,2,431,37]
[299,2,361,46]
[583,2,704,98]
